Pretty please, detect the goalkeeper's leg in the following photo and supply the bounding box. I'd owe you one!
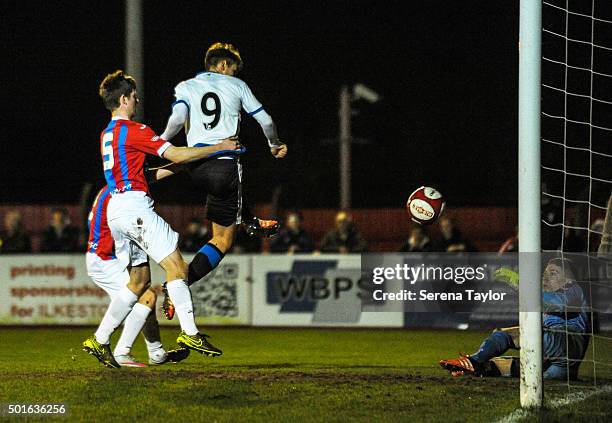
[470,328,518,364]
[440,327,518,376]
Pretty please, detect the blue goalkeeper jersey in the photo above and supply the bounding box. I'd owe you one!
[543,282,588,332]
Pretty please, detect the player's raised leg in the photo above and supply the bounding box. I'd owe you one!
[241,205,280,238]
[162,223,233,321]
[187,222,234,285]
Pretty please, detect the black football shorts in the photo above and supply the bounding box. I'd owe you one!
[188,158,242,227]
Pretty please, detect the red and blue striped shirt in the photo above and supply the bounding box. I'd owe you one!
[100,118,171,195]
[87,186,114,260]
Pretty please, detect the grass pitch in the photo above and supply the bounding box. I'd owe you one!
[0,327,610,422]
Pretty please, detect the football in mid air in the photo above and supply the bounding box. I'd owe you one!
[406,186,445,225]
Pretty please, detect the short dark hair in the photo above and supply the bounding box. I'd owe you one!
[99,70,136,111]
[204,42,243,71]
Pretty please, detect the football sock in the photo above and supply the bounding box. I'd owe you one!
[114,302,151,357]
[142,311,164,354]
[95,286,138,345]
[166,279,198,335]
[471,331,514,364]
[187,243,225,286]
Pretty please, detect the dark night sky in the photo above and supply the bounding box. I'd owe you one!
[6,0,522,208]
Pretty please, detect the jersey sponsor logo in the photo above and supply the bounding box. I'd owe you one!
[111,183,132,194]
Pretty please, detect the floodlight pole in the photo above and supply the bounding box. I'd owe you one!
[339,85,352,209]
[125,0,144,120]
[518,0,543,408]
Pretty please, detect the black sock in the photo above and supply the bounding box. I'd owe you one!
[187,243,225,286]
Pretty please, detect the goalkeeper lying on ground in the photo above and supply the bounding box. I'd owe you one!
[439,258,589,380]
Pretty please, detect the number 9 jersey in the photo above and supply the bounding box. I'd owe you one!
[173,72,265,148]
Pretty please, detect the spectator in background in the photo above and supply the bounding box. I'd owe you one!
[435,216,476,252]
[41,208,79,252]
[271,211,314,254]
[180,218,211,252]
[320,211,367,253]
[498,226,518,254]
[0,210,31,253]
[230,225,262,254]
[399,224,432,252]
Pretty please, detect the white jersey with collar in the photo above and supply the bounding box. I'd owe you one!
[173,72,264,147]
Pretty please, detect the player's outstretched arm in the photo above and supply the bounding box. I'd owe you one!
[162,138,239,164]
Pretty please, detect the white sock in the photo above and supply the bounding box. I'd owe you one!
[166,279,198,335]
[142,312,164,355]
[95,286,138,345]
[114,302,151,357]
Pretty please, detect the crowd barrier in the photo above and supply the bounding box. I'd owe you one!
[0,254,529,329]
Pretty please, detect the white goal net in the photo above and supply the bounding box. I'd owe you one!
[540,0,612,396]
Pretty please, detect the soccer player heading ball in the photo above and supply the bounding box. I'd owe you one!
[158,42,287,319]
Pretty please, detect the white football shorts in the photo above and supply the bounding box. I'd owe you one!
[85,252,130,299]
[107,191,179,264]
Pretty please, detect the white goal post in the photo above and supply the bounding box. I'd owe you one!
[518,0,544,408]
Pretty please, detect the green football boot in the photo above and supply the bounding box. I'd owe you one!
[176,331,222,357]
[82,335,120,369]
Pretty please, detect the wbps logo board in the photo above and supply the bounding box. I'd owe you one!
[251,255,403,327]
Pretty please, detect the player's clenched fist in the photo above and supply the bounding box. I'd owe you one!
[271,143,288,159]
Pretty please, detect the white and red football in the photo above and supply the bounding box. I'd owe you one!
[406,186,445,225]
